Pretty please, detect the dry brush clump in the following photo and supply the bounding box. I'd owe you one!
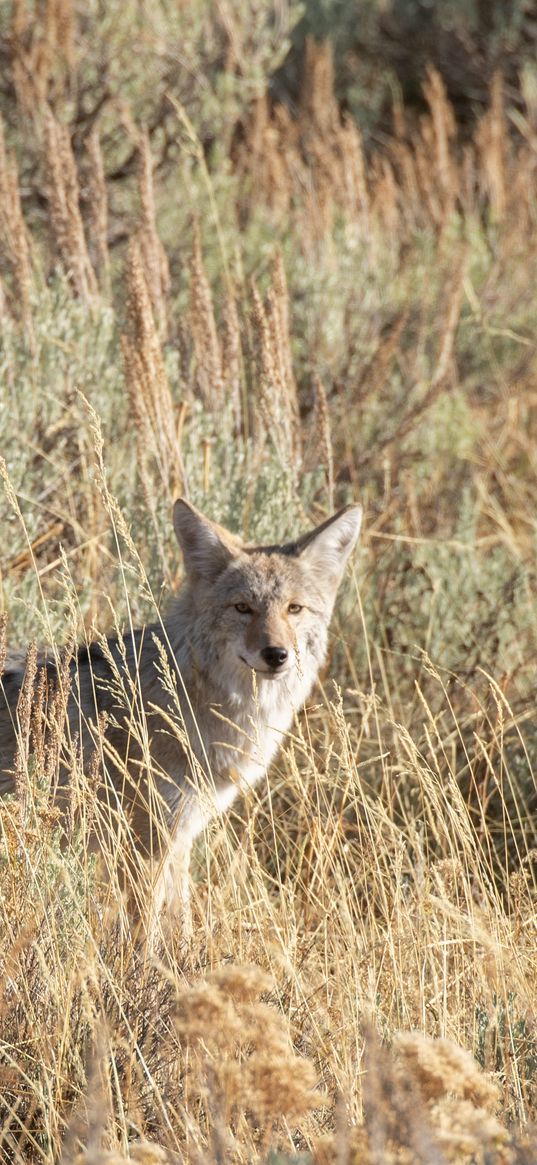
[234,43,537,247]
[174,964,324,1158]
[315,1028,513,1165]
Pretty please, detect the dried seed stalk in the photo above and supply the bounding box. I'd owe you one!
[312,375,334,510]
[221,291,242,434]
[14,643,38,829]
[188,221,223,409]
[423,66,457,214]
[43,108,98,303]
[85,127,110,296]
[475,70,507,221]
[251,261,301,470]
[136,129,170,337]
[122,237,184,498]
[0,116,34,327]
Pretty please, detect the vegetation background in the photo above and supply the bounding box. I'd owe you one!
[1,0,537,1160]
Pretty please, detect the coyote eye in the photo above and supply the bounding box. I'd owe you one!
[235,602,253,615]
[288,603,303,615]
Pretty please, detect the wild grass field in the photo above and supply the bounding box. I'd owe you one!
[2,1,537,1161]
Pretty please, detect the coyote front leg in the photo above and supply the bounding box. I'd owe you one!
[151,828,194,945]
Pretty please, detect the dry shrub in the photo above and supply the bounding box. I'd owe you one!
[315,1029,508,1165]
[392,1032,508,1163]
[175,964,324,1151]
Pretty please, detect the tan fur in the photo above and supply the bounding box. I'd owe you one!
[0,500,362,941]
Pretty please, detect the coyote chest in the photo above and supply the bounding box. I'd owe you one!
[161,683,296,847]
[209,683,298,791]
[180,676,301,821]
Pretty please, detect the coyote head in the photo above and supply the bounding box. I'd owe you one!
[172,499,362,704]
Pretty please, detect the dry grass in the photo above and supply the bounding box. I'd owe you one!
[2,4,537,1162]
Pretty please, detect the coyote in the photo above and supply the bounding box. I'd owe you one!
[0,499,362,937]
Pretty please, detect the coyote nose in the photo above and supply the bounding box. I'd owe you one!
[261,646,288,670]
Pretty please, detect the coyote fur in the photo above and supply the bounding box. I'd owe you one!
[0,500,362,936]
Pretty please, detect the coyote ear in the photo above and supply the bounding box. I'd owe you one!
[293,505,362,589]
[173,500,241,579]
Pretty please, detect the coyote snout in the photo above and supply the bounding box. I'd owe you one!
[0,498,362,943]
[235,600,298,677]
[260,646,288,670]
